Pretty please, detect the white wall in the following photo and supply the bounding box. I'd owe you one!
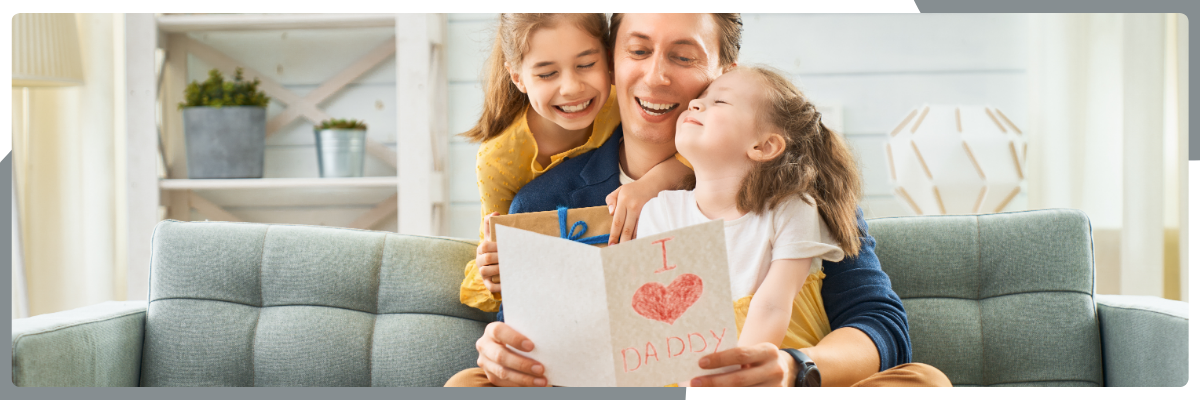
[441,14,1031,238]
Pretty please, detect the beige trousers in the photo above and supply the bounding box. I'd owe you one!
[444,362,951,387]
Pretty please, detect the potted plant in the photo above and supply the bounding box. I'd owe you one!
[178,67,271,179]
[314,118,368,178]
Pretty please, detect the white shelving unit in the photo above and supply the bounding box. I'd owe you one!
[124,13,448,301]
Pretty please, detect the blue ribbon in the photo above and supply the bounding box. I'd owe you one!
[558,206,610,245]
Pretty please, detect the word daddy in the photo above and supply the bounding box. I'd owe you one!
[620,328,728,372]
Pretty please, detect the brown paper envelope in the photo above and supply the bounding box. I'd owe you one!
[490,205,612,248]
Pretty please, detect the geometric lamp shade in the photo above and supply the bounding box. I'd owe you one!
[12,13,85,87]
[884,104,1026,215]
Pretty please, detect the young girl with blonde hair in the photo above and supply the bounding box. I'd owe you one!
[638,65,863,374]
[461,14,688,313]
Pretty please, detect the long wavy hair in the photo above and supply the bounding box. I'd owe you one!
[738,66,863,257]
[458,13,609,143]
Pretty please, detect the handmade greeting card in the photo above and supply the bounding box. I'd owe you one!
[495,219,739,387]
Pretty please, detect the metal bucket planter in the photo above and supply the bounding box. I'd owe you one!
[314,129,367,178]
[182,106,266,179]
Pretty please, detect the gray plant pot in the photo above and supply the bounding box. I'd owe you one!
[314,128,367,178]
[182,106,266,179]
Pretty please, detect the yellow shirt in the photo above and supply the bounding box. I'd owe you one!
[733,271,831,350]
[460,87,622,312]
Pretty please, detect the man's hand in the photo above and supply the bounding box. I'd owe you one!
[475,322,548,387]
[689,342,798,387]
[478,212,501,293]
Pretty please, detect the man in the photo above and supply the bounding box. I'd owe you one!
[447,13,948,387]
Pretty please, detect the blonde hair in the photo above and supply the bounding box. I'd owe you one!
[459,13,609,143]
[738,66,863,257]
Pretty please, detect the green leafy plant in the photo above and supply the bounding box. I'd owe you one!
[178,67,270,109]
[316,118,368,130]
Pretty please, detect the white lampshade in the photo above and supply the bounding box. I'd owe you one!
[884,104,1027,215]
[12,13,85,87]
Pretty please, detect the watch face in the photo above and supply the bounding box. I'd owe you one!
[802,366,822,387]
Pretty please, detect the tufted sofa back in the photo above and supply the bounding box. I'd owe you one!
[870,209,1103,386]
[140,220,492,387]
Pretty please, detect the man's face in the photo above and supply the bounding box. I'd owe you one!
[613,14,725,145]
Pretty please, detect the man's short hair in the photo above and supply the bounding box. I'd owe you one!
[608,13,743,68]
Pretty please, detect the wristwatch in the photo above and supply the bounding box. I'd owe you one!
[782,348,821,387]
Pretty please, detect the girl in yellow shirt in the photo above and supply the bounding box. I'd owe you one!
[459,14,688,312]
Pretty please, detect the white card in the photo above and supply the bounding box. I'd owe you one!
[496,220,739,387]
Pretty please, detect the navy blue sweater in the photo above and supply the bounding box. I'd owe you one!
[501,126,911,370]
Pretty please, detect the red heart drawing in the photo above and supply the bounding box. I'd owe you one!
[631,274,704,324]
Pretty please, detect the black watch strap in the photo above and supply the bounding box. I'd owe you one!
[782,348,821,387]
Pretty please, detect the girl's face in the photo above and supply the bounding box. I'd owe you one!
[675,70,767,170]
[510,23,611,132]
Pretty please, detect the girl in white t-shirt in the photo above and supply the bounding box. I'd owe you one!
[638,66,864,355]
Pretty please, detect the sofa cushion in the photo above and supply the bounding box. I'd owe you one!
[141,220,491,387]
[869,209,1103,386]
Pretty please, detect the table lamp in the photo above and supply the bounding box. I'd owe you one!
[884,104,1026,215]
[12,13,86,318]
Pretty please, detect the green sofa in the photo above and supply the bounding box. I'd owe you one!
[11,209,1189,386]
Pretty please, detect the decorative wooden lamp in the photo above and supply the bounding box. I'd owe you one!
[884,104,1026,215]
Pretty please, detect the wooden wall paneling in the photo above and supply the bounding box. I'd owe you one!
[125,13,161,301]
[448,141,481,203]
[447,82,484,136]
[263,83,397,146]
[846,135,893,197]
[787,72,1027,135]
[447,203,482,240]
[739,14,1027,75]
[445,19,493,83]
[265,37,397,136]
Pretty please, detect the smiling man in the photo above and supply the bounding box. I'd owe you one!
[446,13,950,388]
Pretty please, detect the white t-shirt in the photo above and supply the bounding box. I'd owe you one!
[618,162,634,185]
[637,190,845,300]
[616,139,634,184]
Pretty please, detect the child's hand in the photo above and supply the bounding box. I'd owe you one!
[478,212,501,293]
[605,182,656,244]
[606,157,691,244]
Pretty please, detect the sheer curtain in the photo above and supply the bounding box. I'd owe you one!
[1026,14,1187,300]
[12,14,125,318]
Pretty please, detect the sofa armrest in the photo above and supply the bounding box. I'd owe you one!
[1095,295,1188,387]
[11,301,148,387]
